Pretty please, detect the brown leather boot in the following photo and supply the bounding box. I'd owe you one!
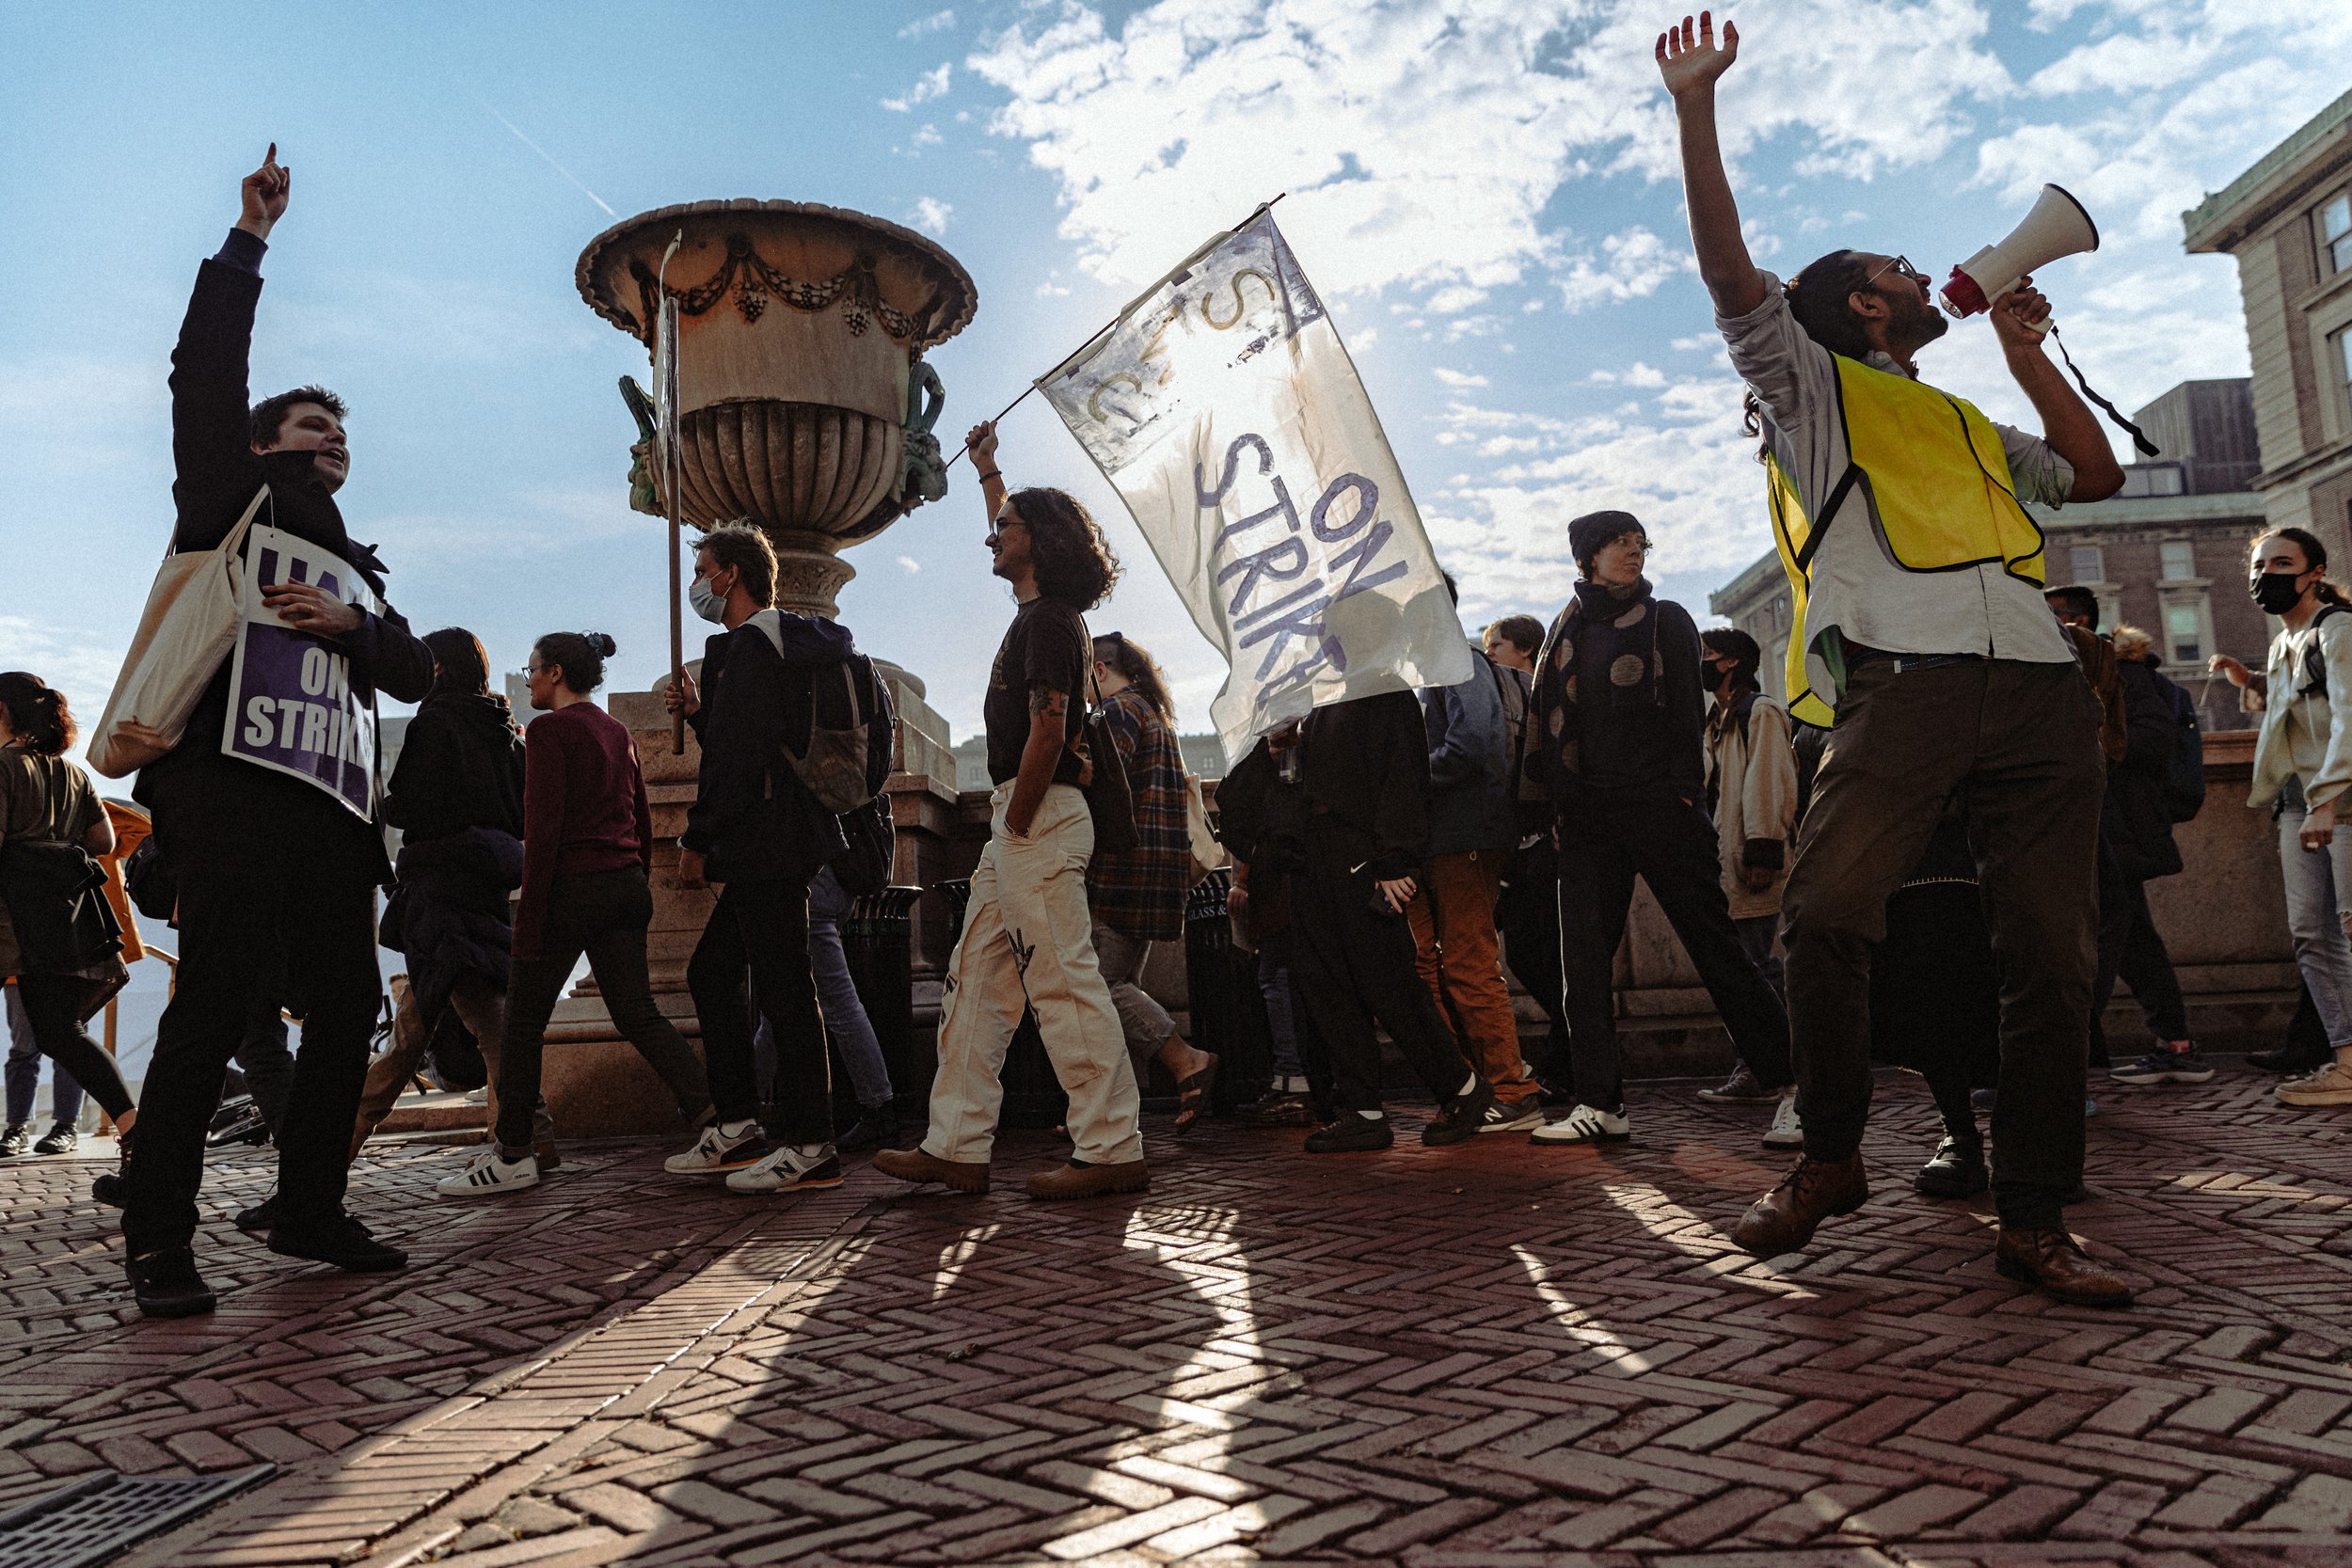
[1994,1227,2134,1307]
[1025,1160,1151,1200]
[1731,1153,1868,1259]
[872,1147,991,1194]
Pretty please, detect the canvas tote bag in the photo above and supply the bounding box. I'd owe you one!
[88,487,267,779]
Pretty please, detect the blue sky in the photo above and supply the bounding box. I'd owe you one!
[5,0,2344,749]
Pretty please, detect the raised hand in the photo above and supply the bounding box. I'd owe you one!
[1656,11,1739,101]
[965,419,999,469]
[238,143,290,240]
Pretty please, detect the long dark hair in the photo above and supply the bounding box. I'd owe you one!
[1093,632,1174,721]
[0,672,75,755]
[1011,487,1121,610]
[534,631,617,693]
[2254,527,2352,608]
[422,627,491,696]
[1744,249,1875,455]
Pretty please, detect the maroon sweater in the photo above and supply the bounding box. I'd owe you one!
[514,702,652,958]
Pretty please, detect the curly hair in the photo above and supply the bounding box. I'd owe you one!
[696,523,777,610]
[1010,487,1120,610]
[250,385,349,449]
[1093,632,1174,721]
[0,672,74,755]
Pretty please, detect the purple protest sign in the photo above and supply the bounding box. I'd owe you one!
[218,524,383,818]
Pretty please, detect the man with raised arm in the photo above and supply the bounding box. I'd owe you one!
[121,148,434,1317]
[1657,14,2133,1306]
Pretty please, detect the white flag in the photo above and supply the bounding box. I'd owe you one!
[1040,211,1472,766]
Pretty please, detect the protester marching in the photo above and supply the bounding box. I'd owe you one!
[24,11,2351,1346]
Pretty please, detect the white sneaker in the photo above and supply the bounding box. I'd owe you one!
[462,1086,489,1104]
[726,1143,847,1195]
[664,1120,769,1174]
[1762,1088,1804,1149]
[1531,1103,1629,1145]
[436,1148,538,1198]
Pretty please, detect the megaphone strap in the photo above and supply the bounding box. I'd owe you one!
[2047,326,2160,460]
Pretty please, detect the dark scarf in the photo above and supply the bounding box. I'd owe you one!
[1525,576,1664,801]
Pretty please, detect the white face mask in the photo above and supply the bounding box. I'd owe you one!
[688,572,726,625]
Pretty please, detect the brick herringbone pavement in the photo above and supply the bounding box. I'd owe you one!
[6,1070,2352,1566]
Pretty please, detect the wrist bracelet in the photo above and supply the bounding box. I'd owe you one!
[976,468,1002,483]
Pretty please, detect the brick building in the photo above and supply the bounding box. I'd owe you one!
[2184,85,2352,564]
[1709,377,2268,733]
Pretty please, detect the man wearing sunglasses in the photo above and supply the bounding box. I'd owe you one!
[1659,13,2132,1307]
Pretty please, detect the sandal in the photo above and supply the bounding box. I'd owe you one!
[1174,1055,1221,1135]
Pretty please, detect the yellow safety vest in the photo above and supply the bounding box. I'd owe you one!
[1767,355,2046,726]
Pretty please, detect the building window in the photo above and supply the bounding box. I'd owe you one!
[2069,545,2104,582]
[2325,193,2352,276]
[2160,540,2198,579]
[2166,602,2205,665]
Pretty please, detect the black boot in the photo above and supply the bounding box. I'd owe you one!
[269,1212,407,1273]
[127,1246,216,1318]
[835,1101,899,1155]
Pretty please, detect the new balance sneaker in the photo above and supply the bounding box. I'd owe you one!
[2108,1045,2215,1085]
[32,1121,77,1156]
[727,1143,845,1195]
[1531,1103,1629,1146]
[1696,1065,1777,1105]
[664,1120,769,1175]
[436,1148,540,1198]
[1477,1094,1546,1134]
[2278,1058,2352,1107]
[1761,1089,1804,1149]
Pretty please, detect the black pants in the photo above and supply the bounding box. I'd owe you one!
[496,866,711,1151]
[1499,840,1572,1085]
[2091,845,2190,1057]
[230,993,297,1136]
[1783,658,2103,1231]
[1289,819,1471,1114]
[1556,795,1792,1112]
[12,974,135,1119]
[124,817,382,1255]
[686,876,830,1144]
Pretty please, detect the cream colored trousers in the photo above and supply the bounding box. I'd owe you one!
[924,784,1143,1166]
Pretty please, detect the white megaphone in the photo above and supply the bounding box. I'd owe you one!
[1940,183,2099,334]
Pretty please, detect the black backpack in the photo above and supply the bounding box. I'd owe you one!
[2151,668,2205,825]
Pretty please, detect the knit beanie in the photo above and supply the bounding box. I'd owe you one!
[1569,510,1645,577]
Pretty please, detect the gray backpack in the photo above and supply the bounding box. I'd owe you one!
[750,613,886,815]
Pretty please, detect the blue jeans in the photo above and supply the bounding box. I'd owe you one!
[755,867,893,1109]
[2278,801,2352,1048]
[6,982,84,1128]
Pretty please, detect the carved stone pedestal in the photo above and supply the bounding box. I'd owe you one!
[532,659,965,1138]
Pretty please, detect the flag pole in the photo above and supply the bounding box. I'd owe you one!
[941,193,1286,473]
[658,232,687,755]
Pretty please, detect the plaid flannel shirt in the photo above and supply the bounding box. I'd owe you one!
[1086,688,1192,942]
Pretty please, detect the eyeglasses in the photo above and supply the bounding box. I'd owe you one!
[525,664,550,679]
[1865,254,1927,289]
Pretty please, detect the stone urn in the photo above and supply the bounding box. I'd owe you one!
[577,198,978,615]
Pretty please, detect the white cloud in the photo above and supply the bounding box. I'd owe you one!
[899,8,955,39]
[1588,361,1668,388]
[1553,227,1687,311]
[910,197,954,236]
[897,555,922,574]
[882,63,952,112]
[1432,366,1487,388]
[969,0,2021,303]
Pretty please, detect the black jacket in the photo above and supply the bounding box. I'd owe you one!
[1298,690,1432,882]
[134,238,433,868]
[683,610,890,885]
[383,693,526,845]
[0,842,123,976]
[2105,657,2185,881]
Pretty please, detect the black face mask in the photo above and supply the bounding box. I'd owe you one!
[2253,571,2309,615]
